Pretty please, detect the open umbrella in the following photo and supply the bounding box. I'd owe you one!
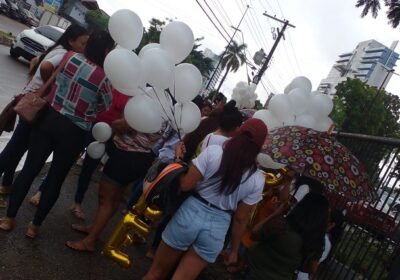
[262,126,376,202]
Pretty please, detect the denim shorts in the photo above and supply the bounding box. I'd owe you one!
[162,196,232,263]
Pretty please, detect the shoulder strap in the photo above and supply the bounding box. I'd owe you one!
[35,51,75,98]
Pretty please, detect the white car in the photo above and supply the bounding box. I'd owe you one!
[10,25,64,60]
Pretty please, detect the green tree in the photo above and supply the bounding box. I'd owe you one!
[216,41,247,92]
[85,10,109,31]
[331,78,400,137]
[356,0,400,28]
[254,100,264,110]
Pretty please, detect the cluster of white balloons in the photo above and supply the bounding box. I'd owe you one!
[87,122,112,159]
[104,9,202,134]
[254,76,334,132]
[231,82,258,109]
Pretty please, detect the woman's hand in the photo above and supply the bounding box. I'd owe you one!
[174,141,186,161]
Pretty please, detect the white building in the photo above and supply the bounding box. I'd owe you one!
[201,48,222,94]
[318,40,399,96]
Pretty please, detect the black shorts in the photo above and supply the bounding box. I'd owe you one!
[102,141,155,187]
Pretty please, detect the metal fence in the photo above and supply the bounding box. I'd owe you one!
[316,132,400,280]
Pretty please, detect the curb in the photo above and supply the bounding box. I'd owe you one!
[0,35,13,47]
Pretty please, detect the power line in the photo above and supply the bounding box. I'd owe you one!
[195,0,230,42]
[203,0,232,38]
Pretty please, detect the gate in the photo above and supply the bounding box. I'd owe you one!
[316,132,400,280]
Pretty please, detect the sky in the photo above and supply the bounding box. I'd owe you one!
[96,0,400,102]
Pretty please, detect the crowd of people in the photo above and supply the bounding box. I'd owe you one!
[0,24,345,280]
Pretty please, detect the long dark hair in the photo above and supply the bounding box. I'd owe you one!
[219,100,243,132]
[84,31,114,68]
[216,132,260,194]
[287,192,329,264]
[182,111,221,163]
[29,24,88,77]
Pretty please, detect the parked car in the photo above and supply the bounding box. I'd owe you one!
[5,0,20,20]
[328,192,398,238]
[346,199,397,237]
[10,25,64,60]
[0,0,10,14]
[20,9,39,27]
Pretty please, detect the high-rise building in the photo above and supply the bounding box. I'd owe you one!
[200,48,222,96]
[318,40,399,96]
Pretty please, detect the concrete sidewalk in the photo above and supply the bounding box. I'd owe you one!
[0,164,241,280]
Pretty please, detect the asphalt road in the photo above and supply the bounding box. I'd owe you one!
[0,14,29,37]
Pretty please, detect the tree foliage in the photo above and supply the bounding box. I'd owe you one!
[356,0,400,28]
[331,78,400,137]
[216,40,247,92]
[85,10,109,31]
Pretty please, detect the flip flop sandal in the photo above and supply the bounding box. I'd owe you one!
[65,240,94,253]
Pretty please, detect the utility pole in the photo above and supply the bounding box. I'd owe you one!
[252,13,295,85]
[205,5,249,90]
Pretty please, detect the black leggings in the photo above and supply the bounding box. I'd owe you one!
[0,120,31,186]
[7,107,88,226]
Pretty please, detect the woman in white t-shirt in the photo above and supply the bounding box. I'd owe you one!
[143,119,268,280]
[200,100,243,151]
[0,25,88,197]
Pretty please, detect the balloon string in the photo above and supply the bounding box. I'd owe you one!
[147,86,182,141]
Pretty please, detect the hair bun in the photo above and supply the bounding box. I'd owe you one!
[224,100,237,110]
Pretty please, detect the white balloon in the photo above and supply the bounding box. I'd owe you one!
[284,82,294,94]
[290,76,312,92]
[124,95,162,133]
[145,87,174,121]
[309,94,334,118]
[138,43,160,58]
[314,117,334,132]
[172,102,201,133]
[257,153,286,169]
[141,48,175,89]
[108,9,143,50]
[92,122,112,143]
[268,94,293,124]
[87,141,105,159]
[288,88,310,115]
[160,21,194,64]
[294,114,316,129]
[104,49,142,96]
[253,109,281,131]
[173,63,202,103]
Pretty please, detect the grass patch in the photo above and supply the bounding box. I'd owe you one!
[0,30,15,40]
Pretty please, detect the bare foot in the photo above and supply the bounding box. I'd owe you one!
[25,222,39,239]
[71,224,92,234]
[66,240,95,252]
[70,205,85,220]
[0,217,14,231]
[29,192,41,207]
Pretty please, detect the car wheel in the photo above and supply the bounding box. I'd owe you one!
[9,47,19,59]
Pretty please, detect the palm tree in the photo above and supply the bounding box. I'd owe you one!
[356,0,400,28]
[216,41,247,92]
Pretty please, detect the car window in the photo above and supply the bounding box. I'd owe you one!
[34,26,63,42]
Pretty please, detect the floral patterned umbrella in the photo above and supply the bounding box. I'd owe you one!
[261,126,376,202]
